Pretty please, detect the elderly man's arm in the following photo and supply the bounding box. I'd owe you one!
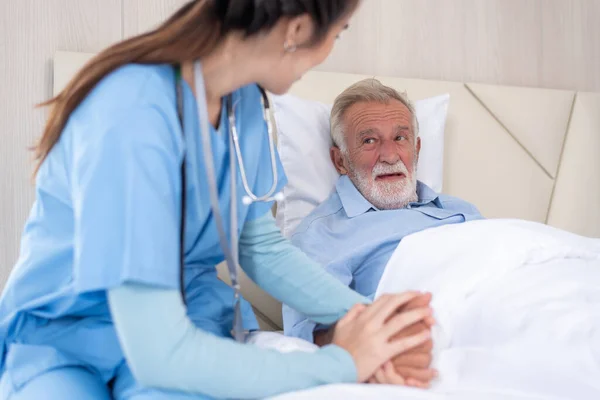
[281,227,356,342]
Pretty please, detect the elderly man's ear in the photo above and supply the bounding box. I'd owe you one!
[330,146,348,175]
[415,136,422,164]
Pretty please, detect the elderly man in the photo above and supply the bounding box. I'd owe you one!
[282,79,483,384]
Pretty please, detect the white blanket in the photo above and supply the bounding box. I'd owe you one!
[270,219,600,400]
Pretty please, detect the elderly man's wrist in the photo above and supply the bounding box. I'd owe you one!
[314,325,336,346]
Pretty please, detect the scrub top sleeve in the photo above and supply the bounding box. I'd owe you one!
[71,106,182,293]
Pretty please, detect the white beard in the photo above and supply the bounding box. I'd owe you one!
[348,160,418,210]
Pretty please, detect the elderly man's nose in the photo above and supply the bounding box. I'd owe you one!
[379,143,400,163]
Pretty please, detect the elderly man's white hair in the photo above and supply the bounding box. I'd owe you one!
[330,78,419,152]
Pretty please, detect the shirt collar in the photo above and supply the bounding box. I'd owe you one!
[336,175,376,218]
[335,175,440,218]
[415,181,440,206]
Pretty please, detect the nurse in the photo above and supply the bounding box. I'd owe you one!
[0,0,434,399]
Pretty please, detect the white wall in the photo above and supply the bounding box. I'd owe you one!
[320,0,600,91]
[1,0,598,286]
[0,0,123,285]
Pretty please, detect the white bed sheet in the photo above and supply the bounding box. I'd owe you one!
[268,384,573,400]
[268,219,600,400]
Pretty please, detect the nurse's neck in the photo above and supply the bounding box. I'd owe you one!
[181,33,266,129]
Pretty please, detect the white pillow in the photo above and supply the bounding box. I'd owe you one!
[273,93,450,238]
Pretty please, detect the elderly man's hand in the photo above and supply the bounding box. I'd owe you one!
[387,292,436,388]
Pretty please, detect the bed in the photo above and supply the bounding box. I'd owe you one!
[53,53,600,400]
[53,50,600,333]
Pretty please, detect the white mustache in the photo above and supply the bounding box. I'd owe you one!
[372,162,409,178]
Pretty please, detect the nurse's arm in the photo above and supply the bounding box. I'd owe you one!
[238,213,369,328]
[108,284,357,398]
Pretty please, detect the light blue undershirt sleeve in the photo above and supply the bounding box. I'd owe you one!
[238,213,369,341]
[108,284,357,399]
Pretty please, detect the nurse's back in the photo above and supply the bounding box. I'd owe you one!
[0,63,179,371]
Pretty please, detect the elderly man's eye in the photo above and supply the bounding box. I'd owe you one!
[396,135,407,141]
[363,138,376,144]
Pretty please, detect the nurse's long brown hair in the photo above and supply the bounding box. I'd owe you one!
[33,0,358,176]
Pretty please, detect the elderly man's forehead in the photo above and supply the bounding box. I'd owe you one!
[357,125,410,137]
[344,100,414,131]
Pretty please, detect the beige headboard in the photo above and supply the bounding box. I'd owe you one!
[54,51,600,331]
[284,71,600,235]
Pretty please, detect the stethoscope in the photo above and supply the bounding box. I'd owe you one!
[175,61,282,342]
[230,85,284,206]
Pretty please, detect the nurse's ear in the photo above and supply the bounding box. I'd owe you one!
[283,14,316,51]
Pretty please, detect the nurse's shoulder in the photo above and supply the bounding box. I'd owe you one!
[66,63,183,158]
[81,63,178,115]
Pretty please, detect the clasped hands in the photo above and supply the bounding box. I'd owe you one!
[316,292,436,388]
[369,292,436,387]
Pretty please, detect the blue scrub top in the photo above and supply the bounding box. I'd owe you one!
[0,64,287,386]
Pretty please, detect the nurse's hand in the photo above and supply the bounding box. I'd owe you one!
[331,292,433,383]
